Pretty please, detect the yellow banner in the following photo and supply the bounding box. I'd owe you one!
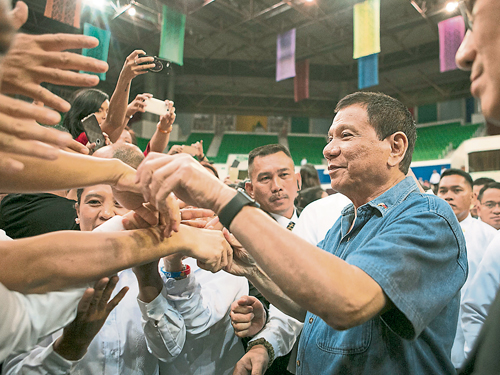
[235,116,268,132]
[353,0,380,59]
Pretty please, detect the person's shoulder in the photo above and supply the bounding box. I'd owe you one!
[302,193,351,214]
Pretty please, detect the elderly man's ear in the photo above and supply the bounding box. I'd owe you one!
[387,132,408,169]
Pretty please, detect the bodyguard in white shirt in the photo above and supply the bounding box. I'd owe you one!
[437,169,497,368]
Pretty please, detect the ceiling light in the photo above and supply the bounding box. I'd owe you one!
[127,7,136,16]
[445,1,459,12]
[83,0,108,10]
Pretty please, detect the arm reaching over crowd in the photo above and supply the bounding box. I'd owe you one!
[100,50,154,142]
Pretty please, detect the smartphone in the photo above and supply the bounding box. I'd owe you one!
[81,114,106,151]
[138,55,170,73]
[144,98,169,116]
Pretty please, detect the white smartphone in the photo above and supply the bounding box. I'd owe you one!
[144,98,169,116]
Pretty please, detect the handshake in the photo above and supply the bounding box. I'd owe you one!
[113,157,253,275]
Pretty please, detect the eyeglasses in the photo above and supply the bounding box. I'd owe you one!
[481,201,500,210]
[458,0,474,31]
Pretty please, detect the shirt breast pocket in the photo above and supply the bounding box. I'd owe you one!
[315,319,373,355]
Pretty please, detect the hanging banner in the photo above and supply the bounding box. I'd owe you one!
[353,0,380,59]
[276,28,296,82]
[294,59,309,102]
[358,53,379,89]
[44,0,82,28]
[438,16,465,72]
[236,116,268,132]
[159,5,186,66]
[80,23,111,81]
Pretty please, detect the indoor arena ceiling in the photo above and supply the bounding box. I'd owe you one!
[20,0,471,118]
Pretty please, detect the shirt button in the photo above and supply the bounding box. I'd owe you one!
[309,317,313,324]
[297,360,300,367]
[165,278,175,289]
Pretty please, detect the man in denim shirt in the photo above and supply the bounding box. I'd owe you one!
[135,92,467,375]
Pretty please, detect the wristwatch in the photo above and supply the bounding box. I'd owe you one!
[218,189,259,229]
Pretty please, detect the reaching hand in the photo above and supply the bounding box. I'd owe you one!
[230,295,267,338]
[157,100,176,133]
[191,140,204,160]
[223,229,257,277]
[120,50,155,82]
[53,277,128,361]
[232,345,269,375]
[136,152,234,217]
[180,206,216,228]
[0,33,108,113]
[0,112,89,173]
[126,93,153,118]
[186,226,233,273]
[8,1,28,31]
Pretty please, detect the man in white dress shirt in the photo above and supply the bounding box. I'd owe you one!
[437,169,497,367]
[476,182,500,230]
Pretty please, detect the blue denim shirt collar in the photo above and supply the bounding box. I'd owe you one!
[341,176,419,218]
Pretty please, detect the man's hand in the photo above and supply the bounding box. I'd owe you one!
[0,33,108,114]
[157,100,175,133]
[0,110,89,173]
[53,277,128,361]
[136,153,236,217]
[8,1,28,30]
[119,50,154,82]
[223,229,257,277]
[230,295,267,338]
[180,206,216,228]
[126,93,153,118]
[185,226,233,273]
[232,345,269,375]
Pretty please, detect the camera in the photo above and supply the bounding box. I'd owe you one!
[138,54,170,73]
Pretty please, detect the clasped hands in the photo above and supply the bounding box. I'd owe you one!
[114,153,257,275]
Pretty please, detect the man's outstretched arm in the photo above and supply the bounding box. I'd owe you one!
[0,224,232,294]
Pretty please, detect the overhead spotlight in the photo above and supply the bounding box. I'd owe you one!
[305,0,314,3]
[127,7,136,16]
[83,0,108,10]
[445,1,459,12]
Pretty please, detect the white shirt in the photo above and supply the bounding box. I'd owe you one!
[270,209,299,229]
[142,257,248,375]
[451,215,497,367]
[0,230,85,364]
[2,218,162,375]
[461,231,500,358]
[293,193,351,246]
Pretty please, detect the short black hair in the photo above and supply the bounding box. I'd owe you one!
[473,177,496,187]
[478,182,500,202]
[440,168,473,189]
[248,144,293,177]
[335,92,416,174]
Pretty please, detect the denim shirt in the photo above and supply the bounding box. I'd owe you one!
[296,177,467,375]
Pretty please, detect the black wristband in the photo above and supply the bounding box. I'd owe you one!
[218,190,259,229]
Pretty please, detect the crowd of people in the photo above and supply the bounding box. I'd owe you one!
[0,0,500,374]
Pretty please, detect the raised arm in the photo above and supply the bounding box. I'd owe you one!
[101,50,154,142]
[148,101,175,153]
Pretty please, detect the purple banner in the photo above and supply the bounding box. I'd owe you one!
[439,16,465,72]
[276,29,296,82]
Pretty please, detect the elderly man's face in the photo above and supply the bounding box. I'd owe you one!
[323,104,392,204]
[246,151,299,219]
[456,0,500,122]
